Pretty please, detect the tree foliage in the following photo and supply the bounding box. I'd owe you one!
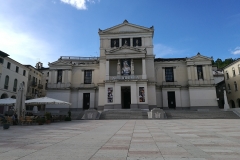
[212,58,237,69]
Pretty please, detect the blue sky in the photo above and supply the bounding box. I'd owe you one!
[0,0,240,67]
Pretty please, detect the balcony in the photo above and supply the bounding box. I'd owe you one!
[108,75,143,81]
[79,83,96,89]
[38,84,43,89]
[31,81,37,87]
[47,83,71,89]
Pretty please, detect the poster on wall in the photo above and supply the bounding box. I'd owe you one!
[121,59,131,75]
[139,87,145,102]
[108,87,113,103]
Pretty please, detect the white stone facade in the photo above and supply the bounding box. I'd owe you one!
[223,59,240,108]
[47,21,218,111]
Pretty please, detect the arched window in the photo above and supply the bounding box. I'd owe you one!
[228,83,231,90]
[4,75,9,89]
[23,70,26,76]
[234,81,238,91]
[13,79,18,92]
[232,67,236,76]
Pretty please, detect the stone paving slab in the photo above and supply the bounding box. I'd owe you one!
[1,120,240,160]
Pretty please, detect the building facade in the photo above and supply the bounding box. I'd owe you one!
[0,51,29,114]
[47,21,218,111]
[223,59,240,108]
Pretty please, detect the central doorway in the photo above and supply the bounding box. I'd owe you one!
[167,91,176,109]
[121,86,131,109]
[83,93,90,110]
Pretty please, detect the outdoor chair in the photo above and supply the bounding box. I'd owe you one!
[19,117,26,125]
[25,116,33,125]
[6,116,13,125]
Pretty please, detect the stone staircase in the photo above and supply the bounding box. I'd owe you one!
[99,110,148,119]
[165,110,240,119]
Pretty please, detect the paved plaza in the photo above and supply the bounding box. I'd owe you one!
[1,120,240,160]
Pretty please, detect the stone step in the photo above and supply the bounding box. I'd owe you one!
[99,110,148,119]
[165,110,240,119]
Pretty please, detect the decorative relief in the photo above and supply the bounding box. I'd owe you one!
[121,59,131,75]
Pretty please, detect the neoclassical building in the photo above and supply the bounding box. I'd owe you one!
[46,20,218,112]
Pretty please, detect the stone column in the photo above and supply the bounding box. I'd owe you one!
[131,59,134,75]
[106,60,109,80]
[173,67,176,82]
[48,71,52,84]
[68,70,72,84]
[209,65,214,79]
[130,38,133,47]
[130,83,138,109]
[117,59,121,75]
[142,58,146,79]
[162,67,165,82]
[62,70,65,83]
[194,66,198,80]
[119,38,122,47]
[187,66,192,84]
[54,70,58,83]
[203,66,206,80]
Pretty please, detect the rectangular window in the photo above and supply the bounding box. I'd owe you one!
[7,62,11,69]
[111,39,119,48]
[84,70,92,84]
[0,58,4,64]
[23,70,26,76]
[165,67,174,82]
[57,70,63,83]
[133,37,142,47]
[233,70,236,76]
[197,65,204,80]
[122,38,130,46]
[226,73,229,79]
[16,66,19,73]
[234,81,238,91]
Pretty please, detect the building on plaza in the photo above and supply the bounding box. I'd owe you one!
[223,59,240,108]
[24,62,48,100]
[46,20,218,112]
[0,50,29,114]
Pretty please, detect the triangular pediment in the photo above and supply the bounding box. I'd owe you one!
[49,59,72,66]
[99,20,154,34]
[106,46,147,55]
[187,53,212,61]
[186,53,212,65]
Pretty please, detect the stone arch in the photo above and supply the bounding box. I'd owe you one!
[1,93,8,99]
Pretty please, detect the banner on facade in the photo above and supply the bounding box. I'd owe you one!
[108,87,113,103]
[139,87,145,102]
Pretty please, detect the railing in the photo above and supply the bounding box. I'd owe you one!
[31,81,37,87]
[162,81,178,86]
[48,83,71,88]
[109,75,143,80]
[79,83,96,88]
[60,56,99,60]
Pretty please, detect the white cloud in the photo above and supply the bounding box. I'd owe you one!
[231,46,240,55]
[154,43,184,58]
[60,0,98,10]
[0,23,56,67]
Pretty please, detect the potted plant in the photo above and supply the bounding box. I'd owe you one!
[1,118,10,129]
[45,112,52,124]
[65,110,72,121]
[36,117,45,125]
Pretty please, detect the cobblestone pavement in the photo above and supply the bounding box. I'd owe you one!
[1,120,240,160]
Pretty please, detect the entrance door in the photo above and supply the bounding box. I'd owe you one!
[121,87,131,109]
[83,93,90,110]
[168,91,176,109]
